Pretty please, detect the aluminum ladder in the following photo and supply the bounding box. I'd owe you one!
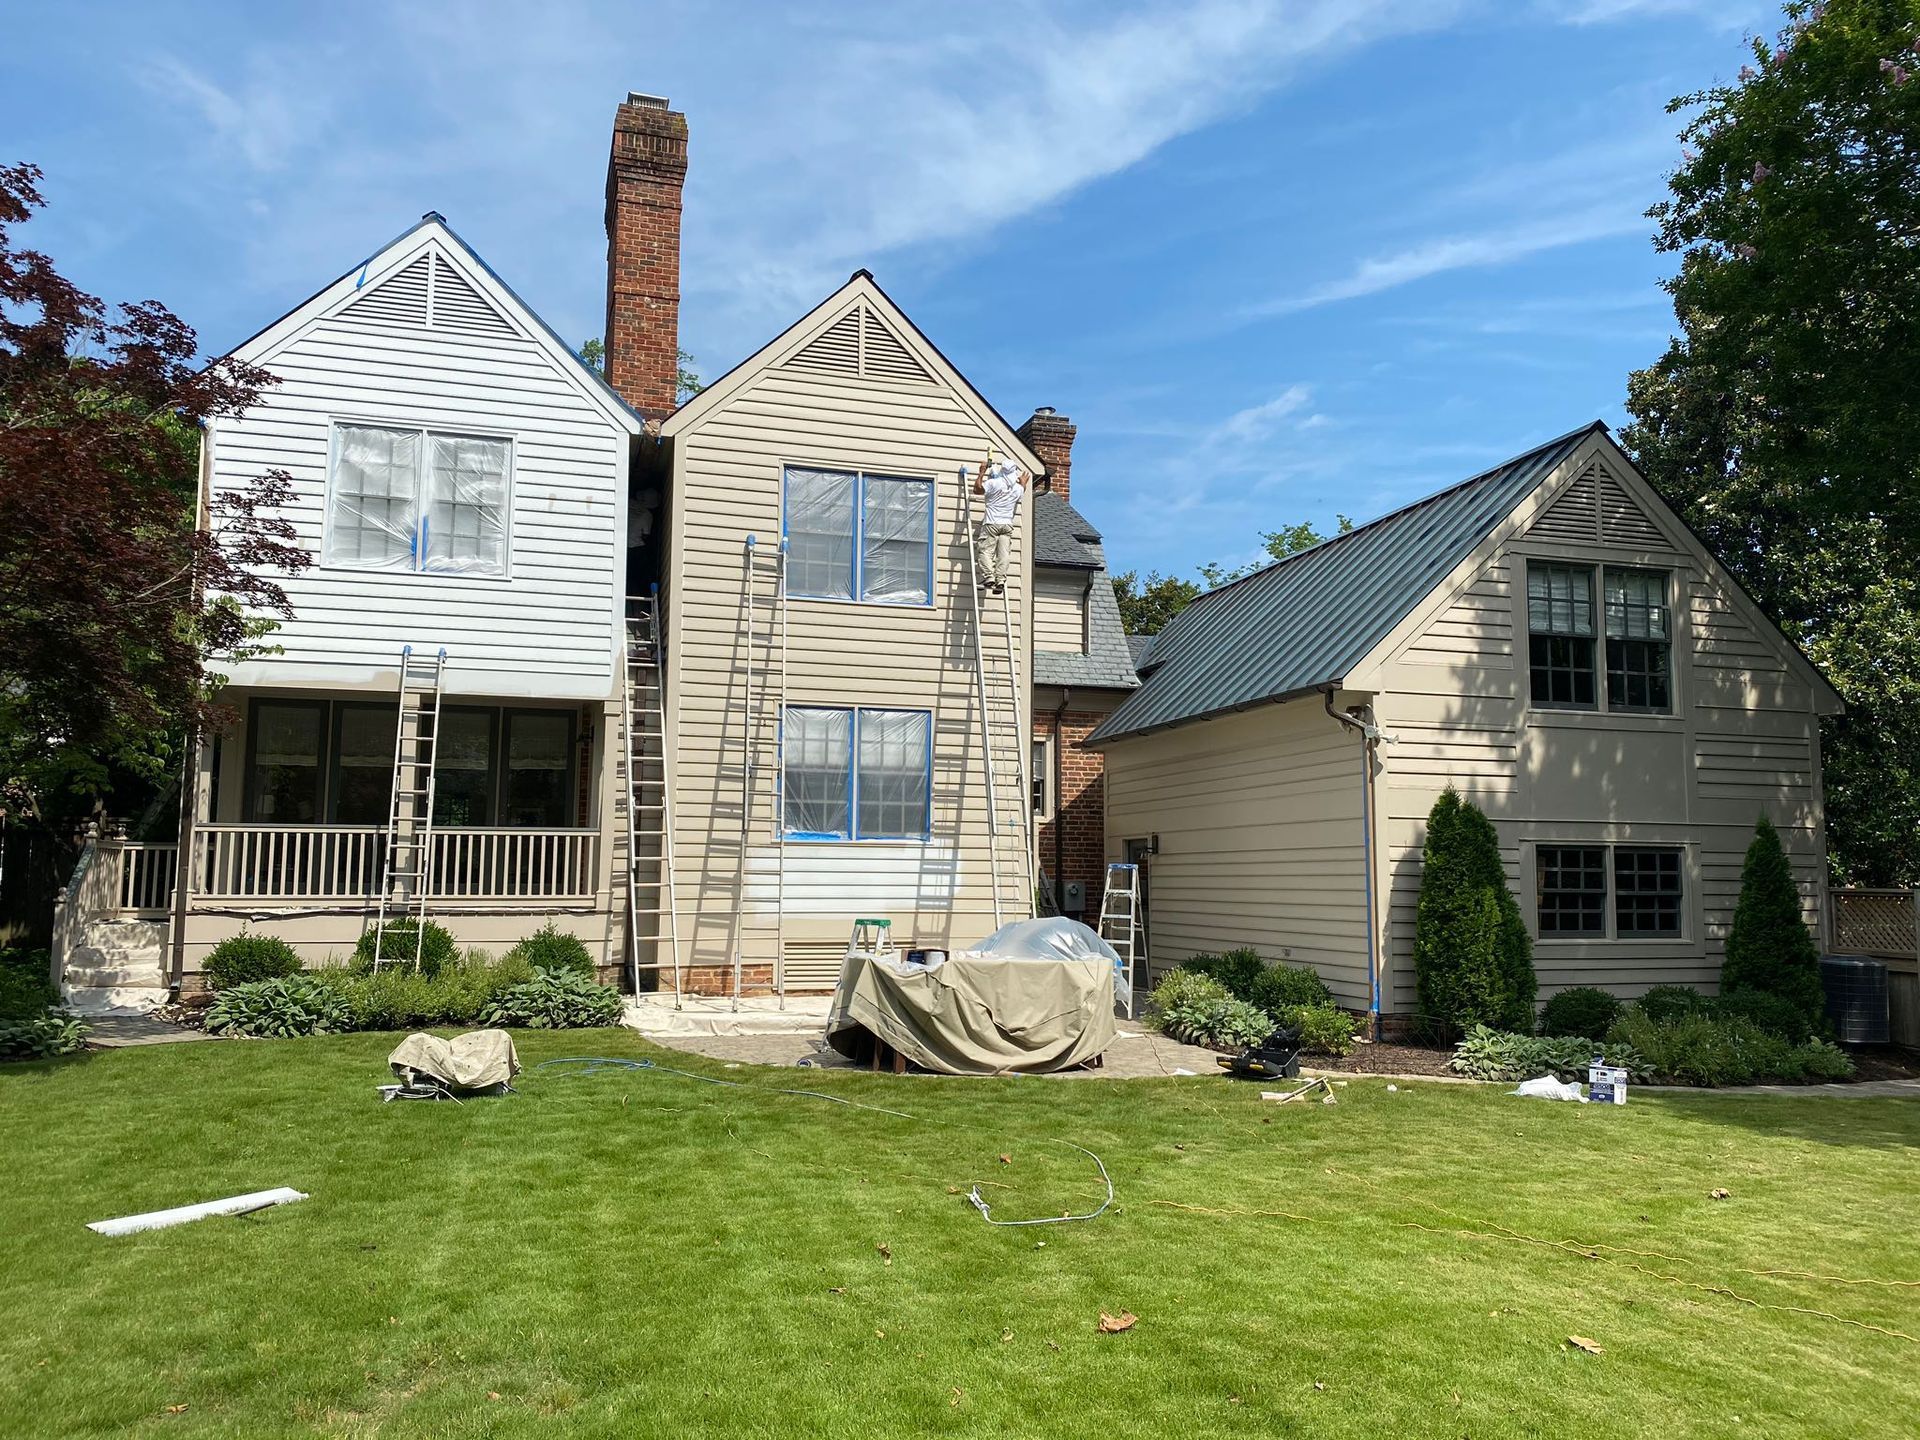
[372,645,447,970]
[958,467,1035,929]
[622,590,682,1004]
[1097,861,1144,1019]
[730,536,790,1009]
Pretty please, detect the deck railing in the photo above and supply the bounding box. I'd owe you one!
[195,824,598,903]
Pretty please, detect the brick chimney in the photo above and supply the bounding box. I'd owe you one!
[604,92,688,421]
[1017,407,1076,502]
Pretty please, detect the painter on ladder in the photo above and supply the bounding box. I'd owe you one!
[972,450,1027,595]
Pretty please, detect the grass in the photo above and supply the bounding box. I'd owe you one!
[2,1031,1917,1438]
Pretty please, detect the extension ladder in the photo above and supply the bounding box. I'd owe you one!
[1097,862,1143,1019]
[730,536,790,1009]
[622,591,682,1004]
[958,467,1035,929]
[372,646,447,970]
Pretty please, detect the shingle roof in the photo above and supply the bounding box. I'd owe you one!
[1032,490,1103,568]
[1087,423,1604,744]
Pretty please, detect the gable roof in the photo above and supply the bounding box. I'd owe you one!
[226,212,644,435]
[1033,490,1104,568]
[1088,424,1604,743]
[660,271,1044,472]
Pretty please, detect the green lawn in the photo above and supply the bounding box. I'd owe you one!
[2,1031,1916,1438]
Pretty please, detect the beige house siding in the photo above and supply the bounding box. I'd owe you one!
[1101,702,1374,1008]
[1369,449,1830,1011]
[662,290,1035,988]
[1034,570,1089,653]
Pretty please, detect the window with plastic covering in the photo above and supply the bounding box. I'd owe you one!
[783,466,932,604]
[782,706,931,840]
[326,423,510,576]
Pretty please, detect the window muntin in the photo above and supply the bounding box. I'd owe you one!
[1614,847,1683,936]
[246,701,324,822]
[782,706,932,840]
[1527,564,1597,708]
[326,423,509,576]
[1604,569,1672,712]
[783,467,932,605]
[1536,846,1607,936]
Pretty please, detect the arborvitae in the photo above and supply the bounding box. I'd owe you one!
[1721,815,1824,1026]
[1413,787,1537,1033]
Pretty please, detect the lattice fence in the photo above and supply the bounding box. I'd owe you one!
[1830,889,1920,960]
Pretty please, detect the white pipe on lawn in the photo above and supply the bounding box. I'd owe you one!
[86,1187,308,1236]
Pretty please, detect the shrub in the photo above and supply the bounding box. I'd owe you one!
[1181,949,1267,1000]
[505,923,595,977]
[481,970,624,1029]
[1449,1025,1649,1083]
[0,1011,89,1061]
[1413,788,1535,1033]
[205,976,353,1039]
[1720,816,1824,1030]
[1278,1003,1356,1057]
[203,933,303,990]
[0,946,57,1020]
[1248,963,1333,1013]
[1714,987,1821,1044]
[316,951,534,1032]
[1606,1008,1854,1087]
[1160,994,1274,1051]
[350,918,458,978]
[1537,986,1623,1040]
[1636,984,1711,1024]
[1150,968,1233,1017]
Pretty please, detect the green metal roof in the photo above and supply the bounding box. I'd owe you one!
[1088,424,1603,743]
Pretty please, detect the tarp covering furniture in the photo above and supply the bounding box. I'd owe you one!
[825,918,1119,1075]
[387,1029,520,1092]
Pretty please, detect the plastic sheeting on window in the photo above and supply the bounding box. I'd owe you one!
[328,425,421,570]
[860,477,932,604]
[857,708,930,838]
[1527,564,1593,636]
[1604,569,1667,640]
[785,468,856,599]
[427,435,509,576]
[783,706,851,837]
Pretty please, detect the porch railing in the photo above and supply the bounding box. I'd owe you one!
[195,824,598,904]
[1829,887,1920,967]
[113,841,180,915]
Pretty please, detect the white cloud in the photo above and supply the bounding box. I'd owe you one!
[133,53,327,173]
[1213,385,1313,443]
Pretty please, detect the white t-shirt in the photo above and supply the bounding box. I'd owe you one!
[981,460,1024,525]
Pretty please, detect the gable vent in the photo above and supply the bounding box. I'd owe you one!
[861,308,932,383]
[343,255,431,326]
[785,308,862,376]
[1526,464,1601,542]
[430,254,516,338]
[1598,472,1668,549]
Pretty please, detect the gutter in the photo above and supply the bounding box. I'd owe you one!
[1323,686,1384,1040]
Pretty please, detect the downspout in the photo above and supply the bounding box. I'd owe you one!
[1324,686,1382,1040]
[1052,688,1069,916]
[169,424,216,995]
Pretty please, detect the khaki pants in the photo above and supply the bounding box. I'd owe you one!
[975,521,1014,586]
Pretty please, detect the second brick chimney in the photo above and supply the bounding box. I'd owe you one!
[1017,407,1077,502]
[604,92,688,422]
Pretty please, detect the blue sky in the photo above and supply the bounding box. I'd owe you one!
[5,0,1777,579]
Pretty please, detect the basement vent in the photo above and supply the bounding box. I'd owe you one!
[342,255,431,326]
[780,940,854,990]
[861,308,932,384]
[430,254,517,338]
[1526,463,1602,542]
[785,308,862,376]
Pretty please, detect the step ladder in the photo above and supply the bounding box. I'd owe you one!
[847,917,895,962]
[622,590,682,1003]
[1097,862,1144,1019]
[959,466,1035,929]
[372,646,447,970]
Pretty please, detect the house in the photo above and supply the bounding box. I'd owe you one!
[1091,423,1843,1031]
[54,93,1049,1006]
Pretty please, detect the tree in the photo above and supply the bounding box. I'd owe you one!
[1621,0,1920,883]
[1112,515,1354,634]
[577,337,704,401]
[0,162,307,823]
[1412,787,1536,1033]
[1722,815,1826,1025]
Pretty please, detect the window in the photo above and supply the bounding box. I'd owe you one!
[246,701,324,822]
[783,466,933,605]
[502,711,574,827]
[1535,843,1686,940]
[433,709,496,827]
[1605,569,1672,712]
[1614,847,1683,936]
[333,704,396,825]
[327,423,509,576]
[1527,565,1596,707]
[782,706,931,840]
[1536,846,1607,936]
[1032,737,1054,820]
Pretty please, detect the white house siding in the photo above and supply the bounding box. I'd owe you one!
[1371,454,1828,1012]
[211,241,628,702]
[665,307,1031,985]
[1034,570,1089,654]
[1100,702,1375,1008]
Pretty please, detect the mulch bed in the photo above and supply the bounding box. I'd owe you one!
[1845,1044,1920,1082]
[1313,1041,1457,1077]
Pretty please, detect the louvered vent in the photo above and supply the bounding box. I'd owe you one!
[861,308,932,383]
[1598,472,1667,549]
[780,941,854,989]
[430,254,516,338]
[786,308,862,375]
[342,255,430,326]
[1526,464,1601,541]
